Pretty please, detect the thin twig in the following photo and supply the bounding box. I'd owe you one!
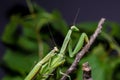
[60,18,105,80]
[82,62,93,80]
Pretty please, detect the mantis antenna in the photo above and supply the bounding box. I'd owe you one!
[73,8,80,25]
[47,23,58,47]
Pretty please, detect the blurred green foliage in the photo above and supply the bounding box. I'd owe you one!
[1,1,120,80]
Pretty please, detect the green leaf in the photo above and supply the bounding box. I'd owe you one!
[77,21,120,39]
[3,49,38,75]
[2,76,23,80]
[2,15,21,44]
[17,36,38,52]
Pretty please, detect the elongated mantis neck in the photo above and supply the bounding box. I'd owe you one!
[59,26,79,55]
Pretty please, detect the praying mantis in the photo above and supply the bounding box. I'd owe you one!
[25,25,89,80]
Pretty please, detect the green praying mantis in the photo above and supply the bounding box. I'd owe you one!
[25,25,89,80]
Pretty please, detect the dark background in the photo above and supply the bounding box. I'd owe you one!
[0,0,120,79]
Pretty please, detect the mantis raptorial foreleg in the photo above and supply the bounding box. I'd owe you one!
[68,33,89,57]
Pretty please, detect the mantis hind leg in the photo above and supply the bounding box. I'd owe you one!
[68,33,89,57]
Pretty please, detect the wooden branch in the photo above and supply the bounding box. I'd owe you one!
[82,62,93,80]
[60,18,105,80]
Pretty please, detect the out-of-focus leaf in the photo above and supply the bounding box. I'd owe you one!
[2,76,23,80]
[77,21,120,38]
[106,58,120,80]
[21,21,37,39]
[2,16,21,44]
[17,36,38,52]
[3,49,38,75]
[101,32,120,56]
